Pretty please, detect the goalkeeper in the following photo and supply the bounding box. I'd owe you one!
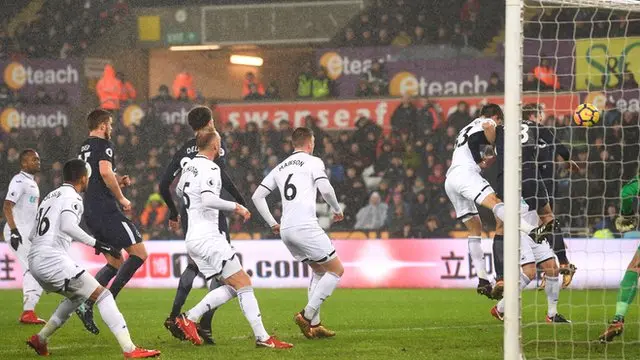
[599,176,639,343]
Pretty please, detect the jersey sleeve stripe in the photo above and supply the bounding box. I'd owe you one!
[259,184,272,192]
[473,185,493,203]
[313,176,329,182]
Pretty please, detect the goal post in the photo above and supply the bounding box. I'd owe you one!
[505,0,640,359]
[503,0,524,359]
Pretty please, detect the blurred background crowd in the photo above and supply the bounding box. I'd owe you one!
[0,0,639,241]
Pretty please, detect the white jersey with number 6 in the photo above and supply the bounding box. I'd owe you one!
[447,117,496,176]
[260,151,327,230]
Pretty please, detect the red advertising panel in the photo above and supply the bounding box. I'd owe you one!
[216,93,580,130]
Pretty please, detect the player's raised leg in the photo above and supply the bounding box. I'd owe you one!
[600,248,640,342]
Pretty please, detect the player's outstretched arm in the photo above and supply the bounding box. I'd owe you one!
[99,160,130,210]
[220,167,247,206]
[59,211,121,258]
[251,185,278,228]
[316,178,343,219]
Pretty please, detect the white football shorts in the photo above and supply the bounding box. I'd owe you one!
[444,168,494,221]
[280,224,336,264]
[186,235,241,281]
[29,255,98,299]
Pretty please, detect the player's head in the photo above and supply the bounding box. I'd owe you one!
[20,149,41,174]
[87,109,113,140]
[480,103,504,124]
[188,106,214,133]
[291,127,315,154]
[63,159,90,192]
[522,103,544,123]
[196,126,221,159]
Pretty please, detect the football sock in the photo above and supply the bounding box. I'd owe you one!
[615,270,639,321]
[109,255,145,299]
[38,298,80,342]
[551,220,569,264]
[492,203,536,233]
[95,264,118,287]
[95,291,136,353]
[308,272,324,326]
[23,271,43,311]
[304,272,341,322]
[468,236,488,280]
[187,285,236,322]
[199,280,222,330]
[497,273,531,313]
[170,263,198,318]
[492,235,504,280]
[545,275,560,317]
[237,286,270,342]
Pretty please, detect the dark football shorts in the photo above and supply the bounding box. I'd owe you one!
[86,211,142,250]
[496,171,549,212]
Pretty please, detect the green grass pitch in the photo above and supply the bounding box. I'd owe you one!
[0,288,638,359]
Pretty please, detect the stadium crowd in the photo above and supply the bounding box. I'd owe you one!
[1,96,638,240]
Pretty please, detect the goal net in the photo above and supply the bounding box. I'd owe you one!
[505,0,640,359]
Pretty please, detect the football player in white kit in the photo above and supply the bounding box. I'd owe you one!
[174,128,293,349]
[444,104,549,299]
[26,159,161,358]
[2,149,45,324]
[252,127,344,339]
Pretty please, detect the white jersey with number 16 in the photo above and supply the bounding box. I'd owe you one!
[260,151,327,230]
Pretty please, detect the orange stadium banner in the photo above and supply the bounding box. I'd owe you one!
[216,93,580,130]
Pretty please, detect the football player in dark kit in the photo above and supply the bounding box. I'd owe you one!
[160,106,246,344]
[490,103,579,300]
[75,109,148,334]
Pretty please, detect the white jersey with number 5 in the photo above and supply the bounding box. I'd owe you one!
[176,155,223,241]
[28,184,85,261]
[260,151,327,230]
[447,117,496,175]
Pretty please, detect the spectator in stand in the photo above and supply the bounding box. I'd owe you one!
[378,28,392,46]
[522,72,539,91]
[392,30,412,47]
[244,83,264,101]
[343,27,358,46]
[242,72,265,98]
[450,23,467,48]
[435,26,448,46]
[0,86,10,107]
[413,216,448,238]
[354,192,388,230]
[447,101,471,132]
[96,64,121,110]
[312,67,334,99]
[116,72,137,104]
[486,72,504,93]
[411,191,429,226]
[296,61,314,98]
[54,88,69,105]
[366,60,389,95]
[33,86,53,105]
[151,85,172,103]
[264,81,280,100]
[427,164,446,185]
[413,26,429,45]
[391,95,417,135]
[172,70,196,100]
[622,71,639,89]
[533,58,561,90]
[416,98,442,138]
[356,77,372,97]
[361,29,375,46]
[140,193,168,229]
[176,87,191,102]
[383,154,405,184]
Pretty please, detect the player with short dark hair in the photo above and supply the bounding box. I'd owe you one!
[491,103,579,300]
[26,159,160,358]
[160,106,246,344]
[3,149,45,324]
[75,109,148,335]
